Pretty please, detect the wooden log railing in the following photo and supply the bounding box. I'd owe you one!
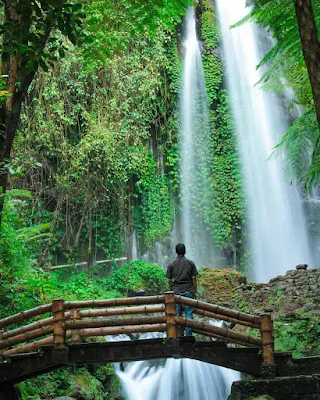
[0,292,274,370]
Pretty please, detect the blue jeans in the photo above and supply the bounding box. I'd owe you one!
[175,291,195,336]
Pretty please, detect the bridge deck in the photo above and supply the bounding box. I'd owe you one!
[1,337,319,386]
[0,338,262,384]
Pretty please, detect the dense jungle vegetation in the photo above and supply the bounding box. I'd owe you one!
[0,0,319,398]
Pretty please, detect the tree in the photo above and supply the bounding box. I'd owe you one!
[293,0,320,155]
[0,0,190,227]
[0,0,82,226]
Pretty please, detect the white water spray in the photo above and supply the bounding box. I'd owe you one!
[180,8,214,267]
[216,0,312,282]
[112,333,240,400]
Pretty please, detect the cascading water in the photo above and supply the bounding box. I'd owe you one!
[180,7,214,267]
[216,0,313,282]
[111,333,240,400]
[131,229,138,261]
[117,8,243,399]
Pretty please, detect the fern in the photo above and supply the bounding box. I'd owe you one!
[17,223,52,243]
[233,0,319,108]
[235,0,320,190]
[271,110,318,189]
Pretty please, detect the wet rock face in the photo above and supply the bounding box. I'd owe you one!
[230,374,320,400]
[235,268,320,316]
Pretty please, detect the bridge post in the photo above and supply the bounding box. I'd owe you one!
[164,291,177,338]
[52,299,68,362]
[71,309,82,343]
[260,313,276,377]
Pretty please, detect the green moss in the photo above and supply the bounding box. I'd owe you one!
[198,267,246,304]
[274,314,320,357]
[17,365,122,400]
[199,4,247,269]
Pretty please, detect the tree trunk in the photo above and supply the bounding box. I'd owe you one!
[0,73,35,226]
[0,0,51,227]
[293,0,320,129]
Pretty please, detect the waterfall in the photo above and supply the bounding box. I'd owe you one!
[180,7,214,267]
[131,229,138,261]
[111,333,240,400]
[216,0,313,282]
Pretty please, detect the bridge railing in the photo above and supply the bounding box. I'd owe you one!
[0,292,274,367]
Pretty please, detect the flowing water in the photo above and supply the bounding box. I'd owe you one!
[216,0,313,282]
[111,333,240,400]
[179,7,214,267]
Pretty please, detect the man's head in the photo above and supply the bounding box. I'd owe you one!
[175,243,186,256]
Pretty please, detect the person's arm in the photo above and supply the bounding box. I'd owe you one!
[191,261,198,298]
[166,264,173,291]
[192,275,197,298]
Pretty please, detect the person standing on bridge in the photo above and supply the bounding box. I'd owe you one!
[166,243,198,336]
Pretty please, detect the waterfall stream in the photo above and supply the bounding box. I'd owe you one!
[117,8,242,399]
[179,7,214,267]
[111,333,240,400]
[216,0,313,282]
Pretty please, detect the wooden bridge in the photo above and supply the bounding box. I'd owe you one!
[1,291,318,391]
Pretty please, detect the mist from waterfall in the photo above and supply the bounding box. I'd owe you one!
[216,0,313,282]
[179,7,214,267]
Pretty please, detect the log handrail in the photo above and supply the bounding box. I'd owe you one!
[0,304,52,329]
[65,295,165,310]
[65,315,166,330]
[79,304,165,318]
[175,295,260,325]
[175,316,262,347]
[0,292,274,371]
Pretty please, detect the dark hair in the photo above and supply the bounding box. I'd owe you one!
[175,243,186,256]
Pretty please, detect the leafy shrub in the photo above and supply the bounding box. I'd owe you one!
[103,260,167,295]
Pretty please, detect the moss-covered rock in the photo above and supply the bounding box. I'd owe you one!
[198,267,246,307]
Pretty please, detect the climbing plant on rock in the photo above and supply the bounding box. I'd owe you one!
[200,0,247,268]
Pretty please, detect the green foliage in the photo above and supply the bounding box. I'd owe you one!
[136,173,174,247]
[271,110,319,190]
[17,365,122,400]
[274,313,320,357]
[80,0,191,70]
[13,22,181,261]
[200,2,247,268]
[46,270,122,302]
[235,0,320,191]
[103,260,167,294]
[0,191,50,317]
